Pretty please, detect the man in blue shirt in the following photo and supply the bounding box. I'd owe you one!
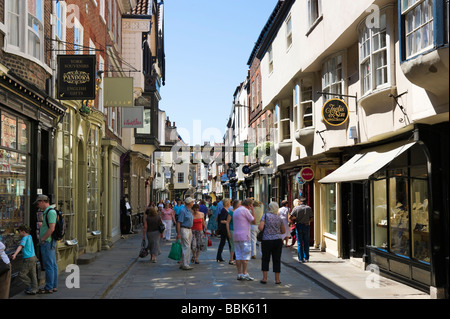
[176,197,194,270]
[173,198,184,218]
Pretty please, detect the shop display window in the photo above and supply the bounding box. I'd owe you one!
[56,113,74,240]
[371,179,388,249]
[369,144,430,264]
[87,127,99,232]
[324,183,336,235]
[0,111,29,249]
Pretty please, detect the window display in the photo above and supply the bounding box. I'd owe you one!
[324,183,336,235]
[371,179,387,249]
[389,174,410,257]
[87,127,99,232]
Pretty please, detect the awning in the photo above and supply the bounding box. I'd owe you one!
[319,141,416,183]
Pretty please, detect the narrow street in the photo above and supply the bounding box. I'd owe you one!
[104,232,339,299]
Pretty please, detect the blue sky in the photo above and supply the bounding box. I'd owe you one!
[160,0,278,145]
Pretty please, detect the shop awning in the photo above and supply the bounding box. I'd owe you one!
[319,141,416,183]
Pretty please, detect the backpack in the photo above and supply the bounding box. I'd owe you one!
[45,209,65,241]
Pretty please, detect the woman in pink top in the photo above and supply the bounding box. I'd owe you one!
[161,202,176,240]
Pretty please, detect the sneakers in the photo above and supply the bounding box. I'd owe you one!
[240,273,255,281]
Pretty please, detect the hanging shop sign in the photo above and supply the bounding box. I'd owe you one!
[300,167,314,182]
[322,98,349,126]
[57,55,96,100]
[103,77,134,107]
[122,106,144,128]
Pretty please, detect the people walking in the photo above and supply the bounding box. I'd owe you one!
[191,204,207,264]
[143,207,163,263]
[36,194,58,294]
[251,201,264,259]
[161,202,176,240]
[259,202,285,284]
[233,198,255,281]
[216,198,232,262]
[120,195,133,234]
[207,201,218,236]
[176,197,195,270]
[11,225,38,295]
[227,200,240,265]
[278,200,291,247]
[290,197,314,262]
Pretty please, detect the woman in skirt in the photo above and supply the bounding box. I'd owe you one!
[191,204,207,264]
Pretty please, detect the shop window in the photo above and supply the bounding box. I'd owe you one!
[0,111,30,248]
[389,175,410,257]
[369,144,430,263]
[87,127,99,232]
[371,179,388,249]
[324,183,336,235]
[57,113,74,241]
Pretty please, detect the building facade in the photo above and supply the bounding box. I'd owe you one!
[234,0,448,298]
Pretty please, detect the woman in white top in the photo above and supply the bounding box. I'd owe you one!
[0,241,11,299]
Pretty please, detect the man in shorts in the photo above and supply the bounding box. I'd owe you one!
[232,198,255,281]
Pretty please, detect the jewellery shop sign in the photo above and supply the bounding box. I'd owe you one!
[57,55,96,100]
[321,98,349,126]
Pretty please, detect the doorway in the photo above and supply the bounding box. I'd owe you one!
[341,182,365,259]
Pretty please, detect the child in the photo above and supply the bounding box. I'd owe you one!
[12,225,38,295]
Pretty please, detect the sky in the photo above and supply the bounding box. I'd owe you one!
[160,0,278,145]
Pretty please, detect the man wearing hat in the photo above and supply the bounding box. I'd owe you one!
[34,194,59,293]
[176,197,194,270]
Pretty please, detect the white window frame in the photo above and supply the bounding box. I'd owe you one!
[177,172,185,184]
[293,84,299,131]
[55,0,67,51]
[286,15,293,50]
[268,45,274,74]
[307,0,322,33]
[300,78,314,129]
[402,0,434,59]
[321,53,345,101]
[99,0,106,23]
[4,0,48,68]
[74,18,84,55]
[358,10,390,96]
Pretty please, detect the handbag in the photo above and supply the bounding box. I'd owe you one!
[168,240,182,261]
[159,222,165,234]
[138,239,148,258]
[257,214,266,241]
[207,235,212,247]
[0,259,10,276]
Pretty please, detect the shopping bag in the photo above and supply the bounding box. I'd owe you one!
[168,240,182,261]
[207,235,212,247]
[139,239,148,258]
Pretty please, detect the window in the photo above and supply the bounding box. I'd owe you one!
[87,127,99,232]
[293,85,299,131]
[322,54,344,100]
[137,108,151,135]
[268,45,274,74]
[359,12,388,95]
[286,15,293,49]
[307,0,322,29]
[300,78,314,128]
[324,183,336,235]
[177,172,184,184]
[74,18,84,54]
[6,0,45,62]
[7,0,20,47]
[251,80,256,111]
[99,0,105,21]
[57,113,74,241]
[402,0,434,59]
[280,104,290,141]
[0,110,30,247]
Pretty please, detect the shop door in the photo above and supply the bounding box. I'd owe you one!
[341,182,365,259]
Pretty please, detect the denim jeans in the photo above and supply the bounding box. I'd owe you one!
[40,240,58,290]
[296,224,310,261]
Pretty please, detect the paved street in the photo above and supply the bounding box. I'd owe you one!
[12,226,429,301]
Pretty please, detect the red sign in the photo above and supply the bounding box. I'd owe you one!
[300,167,314,182]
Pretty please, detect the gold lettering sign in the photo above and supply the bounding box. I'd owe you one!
[322,98,349,126]
[63,70,90,85]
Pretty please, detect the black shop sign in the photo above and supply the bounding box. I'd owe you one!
[322,98,349,126]
[57,55,96,100]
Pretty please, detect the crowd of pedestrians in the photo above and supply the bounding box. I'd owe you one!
[140,194,313,285]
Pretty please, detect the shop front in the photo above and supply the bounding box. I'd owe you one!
[0,69,65,295]
[319,124,449,297]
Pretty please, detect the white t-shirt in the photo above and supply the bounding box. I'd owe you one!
[0,242,10,264]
